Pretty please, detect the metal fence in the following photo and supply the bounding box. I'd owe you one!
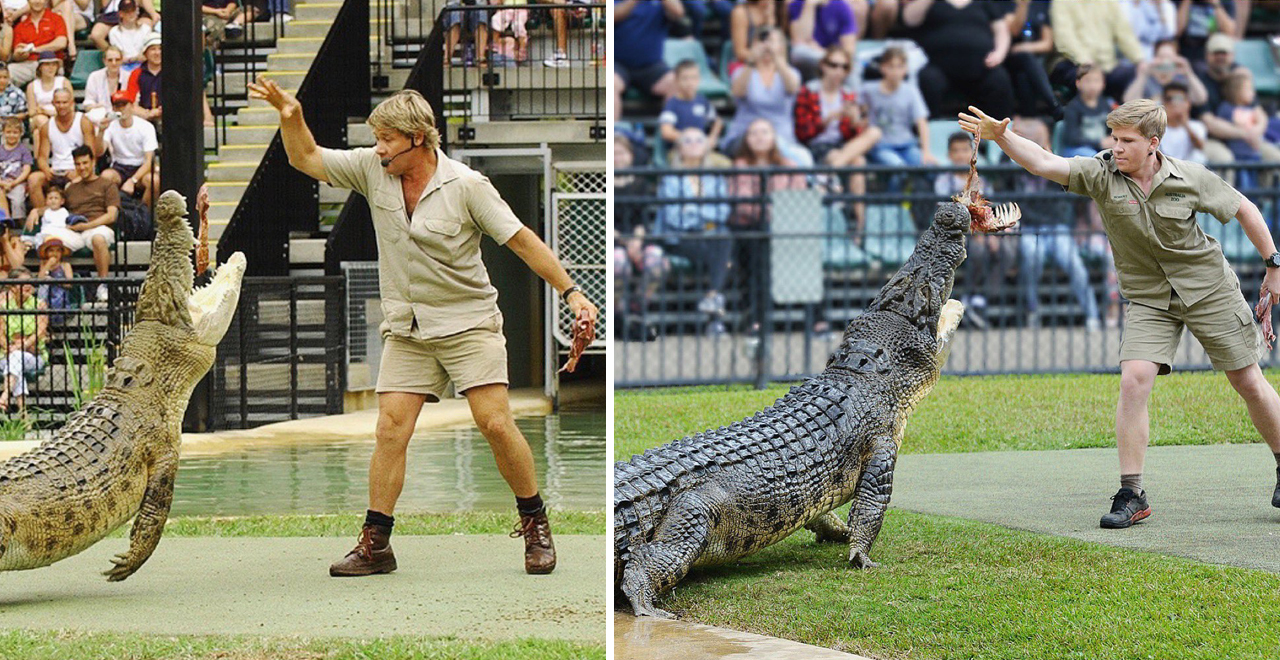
[615,161,1280,388]
[548,162,607,394]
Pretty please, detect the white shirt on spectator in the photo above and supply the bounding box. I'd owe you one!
[1161,120,1207,164]
[108,23,152,64]
[40,207,69,232]
[103,116,156,167]
[83,67,128,110]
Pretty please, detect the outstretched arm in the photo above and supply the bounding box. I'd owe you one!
[247,75,328,183]
[959,105,1070,186]
[1237,197,1280,301]
[504,227,599,323]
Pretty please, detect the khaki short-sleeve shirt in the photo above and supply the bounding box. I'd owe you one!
[1066,150,1245,310]
[322,147,526,338]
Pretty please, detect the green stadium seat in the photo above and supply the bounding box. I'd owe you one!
[1199,212,1256,261]
[863,204,918,266]
[663,38,730,99]
[719,39,734,84]
[69,50,103,90]
[823,204,870,269]
[927,119,958,162]
[1236,39,1280,95]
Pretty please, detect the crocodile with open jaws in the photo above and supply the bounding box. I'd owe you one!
[0,189,245,581]
[615,197,1019,618]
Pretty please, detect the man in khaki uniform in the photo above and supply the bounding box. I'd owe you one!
[248,78,598,575]
[960,100,1280,528]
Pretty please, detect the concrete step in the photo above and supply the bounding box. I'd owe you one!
[206,161,262,182]
[289,237,326,265]
[293,2,344,22]
[274,36,327,55]
[214,143,271,162]
[221,125,281,143]
[205,182,251,203]
[277,20,335,39]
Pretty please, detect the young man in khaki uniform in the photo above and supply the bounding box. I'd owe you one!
[960,100,1280,527]
[248,78,598,575]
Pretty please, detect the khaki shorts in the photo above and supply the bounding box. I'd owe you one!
[1120,286,1264,375]
[376,313,509,400]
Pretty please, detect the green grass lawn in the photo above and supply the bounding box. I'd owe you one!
[659,509,1280,660]
[615,370,1273,460]
[0,630,602,660]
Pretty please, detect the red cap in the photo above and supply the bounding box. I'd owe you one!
[111,90,135,105]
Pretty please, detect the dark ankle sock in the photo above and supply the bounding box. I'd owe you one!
[516,493,544,515]
[364,509,394,534]
[1120,473,1143,495]
[1274,453,1280,469]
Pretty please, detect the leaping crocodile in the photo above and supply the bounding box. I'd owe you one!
[615,199,1019,618]
[0,189,245,580]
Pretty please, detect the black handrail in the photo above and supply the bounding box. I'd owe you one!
[217,0,370,276]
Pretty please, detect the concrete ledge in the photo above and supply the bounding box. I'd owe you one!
[615,613,873,660]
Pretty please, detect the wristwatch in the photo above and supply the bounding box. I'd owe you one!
[1266,252,1280,269]
[560,285,581,304]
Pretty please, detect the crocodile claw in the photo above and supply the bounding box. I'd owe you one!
[849,549,879,570]
[103,552,140,582]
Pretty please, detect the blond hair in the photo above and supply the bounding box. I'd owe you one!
[367,89,441,150]
[1106,99,1167,141]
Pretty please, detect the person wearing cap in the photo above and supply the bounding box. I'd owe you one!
[90,0,159,52]
[101,89,156,207]
[1195,33,1245,123]
[24,49,68,156]
[124,32,160,122]
[107,0,151,73]
[9,0,67,87]
[35,233,71,312]
[249,76,599,578]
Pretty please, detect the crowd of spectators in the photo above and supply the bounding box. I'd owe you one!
[616,0,1280,337]
[440,0,601,69]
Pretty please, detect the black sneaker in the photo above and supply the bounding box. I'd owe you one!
[1273,467,1279,508]
[1099,487,1151,529]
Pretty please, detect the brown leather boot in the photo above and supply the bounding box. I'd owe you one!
[329,525,397,577]
[511,509,556,574]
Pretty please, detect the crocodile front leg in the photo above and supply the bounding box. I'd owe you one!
[804,511,850,544]
[105,447,177,582]
[621,494,715,619]
[846,435,897,569]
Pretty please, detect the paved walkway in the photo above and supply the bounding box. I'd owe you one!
[615,613,871,660]
[0,535,605,642]
[893,443,1280,573]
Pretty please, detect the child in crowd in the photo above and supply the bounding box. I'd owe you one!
[0,118,31,220]
[861,46,934,167]
[0,64,28,120]
[108,0,153,73]
[36,235,71,314]
[1061,65,1113,158]
[659,60,723,152]
[25,186,79,251]
[1160,81,1206,163]
[490,0,528,65]
[1216,68,1267,189]
[0,231,27,273]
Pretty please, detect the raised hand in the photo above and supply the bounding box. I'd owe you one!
[247,75,299,120]
[958,106,1010,141]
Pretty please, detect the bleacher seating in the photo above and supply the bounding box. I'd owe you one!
[663,38,729,99]
[1235,38,1280,96]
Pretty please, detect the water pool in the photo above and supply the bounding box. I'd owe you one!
[171,408,605,517]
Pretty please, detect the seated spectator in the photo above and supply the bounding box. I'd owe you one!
[655,127,733,335]
[727,0,779,78]
[100,90,156,207]
[1193,32,1240,112]
[125,33,161,123]
[10,0,87,59]
[722,28,812,165]
[1123,39,1208,103]
[0,266,48,412]
[614,0,681,117]
[1061,65,1113,158]
[1003,0,1061,118]
[613,135,666,339]
[659,59,723,151]
[1160,81,1207,162]
[90,0,160,52]
[730,118,805,231]
[28,87,95,209]
[787,0,857,81]
[1124,0,1177,60]
[83,45,128,124]
[1210,68,1272,189]
[0,117,30,219]
[35,234,69,313]
[1048,0,1144,102]
[934,132,1013,328]
[0,63,27,120]
[1177,0,1238,62]
[9,0,68,88]
[224,0,267,38]
[442,0,489,67]
[0,230,27,273]
[543,0,572,69]
[25,50,68,154]
[904,0,1016,120]
[1011,117,1100,332]
[682,0,735,41]
[61,146,117,300]
[861,46,933,167]
[490,0,529,66]
[108,0,151,73]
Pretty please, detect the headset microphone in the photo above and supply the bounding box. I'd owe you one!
[380,138,420,168]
